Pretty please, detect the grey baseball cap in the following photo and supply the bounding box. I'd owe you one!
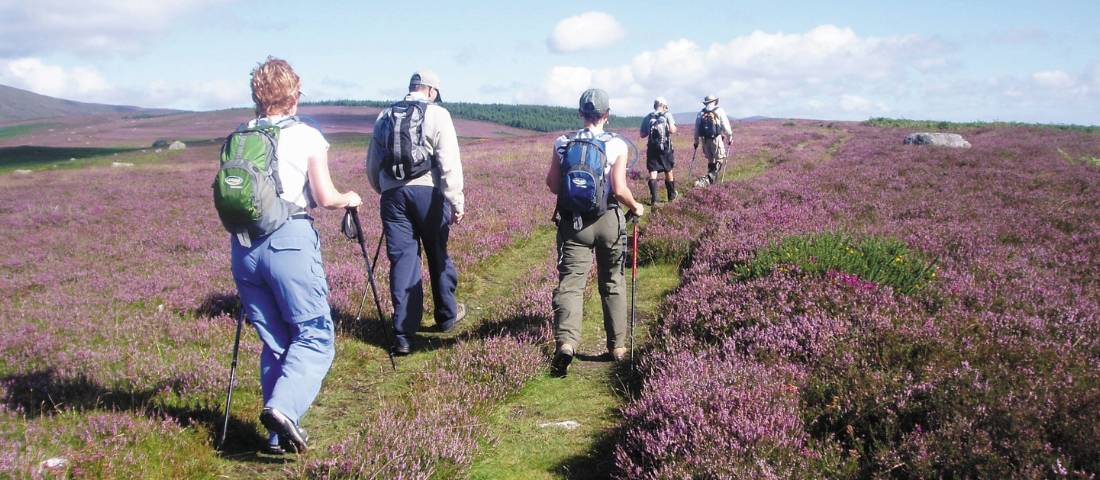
[409,70,443,103]
[579,88,609,115]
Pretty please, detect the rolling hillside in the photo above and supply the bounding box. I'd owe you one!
[0,84,177,122]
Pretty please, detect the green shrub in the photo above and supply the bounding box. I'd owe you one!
[733,232,936,294]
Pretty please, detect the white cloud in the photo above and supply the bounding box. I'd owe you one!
[0,56,248,110]
[0,0,229,56]
[547,12,626,53]
[631,39,706,87]
[1032,70,1076,89]
[526,25,934,119]
[0,57,110,97]
[840,94,886,113]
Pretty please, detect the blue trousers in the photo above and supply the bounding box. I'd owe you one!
[380,186,459,349]
[230,218,336,444]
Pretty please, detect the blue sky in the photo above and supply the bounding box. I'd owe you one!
[1,0,1098,124]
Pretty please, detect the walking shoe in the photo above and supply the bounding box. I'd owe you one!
[611,347,628,362]
[550,343,575,378]
[259,407,308,454]
[391,343,411,356]
[440,302,467,333]
[262,443,286,455]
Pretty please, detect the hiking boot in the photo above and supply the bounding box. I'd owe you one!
[259,407,308,454]
[440,303,467,333]
[611,347,628,362]
[262,443,286,455]
[391,343,411,356]
[550,343,575,378]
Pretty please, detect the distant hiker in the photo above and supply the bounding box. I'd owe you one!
[693,95,733,186]
[546,88,646,377]
[222,56,362,454]
[639,97,678,203]
[365,70,466,355]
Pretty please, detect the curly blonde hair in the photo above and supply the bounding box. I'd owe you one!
[250,56,300,116]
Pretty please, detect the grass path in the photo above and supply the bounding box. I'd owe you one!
[469,263,679,479]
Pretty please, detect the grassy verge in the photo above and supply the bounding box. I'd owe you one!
[0,122,58,141]
[0,145,158,173]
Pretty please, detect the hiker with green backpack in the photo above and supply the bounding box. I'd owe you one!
[639,97,678,203]
[693,94,733,186]
[546,88,645,377]
[215,56,361,454]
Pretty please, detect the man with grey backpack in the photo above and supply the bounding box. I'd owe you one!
[365,70,466,356]
[693,95,733,186]
[639,97,678,203]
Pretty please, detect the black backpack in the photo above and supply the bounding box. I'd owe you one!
[647,113,671,153]
[377,100,432,181]
[699,110,722,139]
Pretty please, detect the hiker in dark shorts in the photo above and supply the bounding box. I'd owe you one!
[639,97,678,203]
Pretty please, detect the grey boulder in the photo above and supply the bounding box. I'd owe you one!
[904,132,971,148]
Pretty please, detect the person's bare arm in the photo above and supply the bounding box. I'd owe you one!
[546,150,561,195]
[308,150,361,209]
[611,150,643,217]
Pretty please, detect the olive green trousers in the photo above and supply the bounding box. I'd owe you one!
[551,208,628,352]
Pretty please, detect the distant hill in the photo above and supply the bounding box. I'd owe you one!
[309,100,646,133]
[672,112,773,125]
[0,84,178,122]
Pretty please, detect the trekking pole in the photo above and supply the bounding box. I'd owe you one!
[352,233,384,323]
[217,306,246,451]
[688,144,698,180]
[629,214,639,365]
[343,208,397,370]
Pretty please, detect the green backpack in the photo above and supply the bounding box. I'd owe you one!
[213,117,302,238]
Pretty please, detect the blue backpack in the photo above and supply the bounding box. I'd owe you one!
[557,130,615,219]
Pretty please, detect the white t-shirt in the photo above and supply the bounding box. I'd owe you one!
[554,127,627,175]
[250,115,330,209]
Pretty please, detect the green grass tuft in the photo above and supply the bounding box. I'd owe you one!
[735,232,937,294]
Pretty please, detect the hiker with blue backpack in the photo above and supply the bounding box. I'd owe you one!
[365,70,466,356]
[693,95,733,186]
[546,88,645,377]
[215,56,362,454]
[639,97,678,203]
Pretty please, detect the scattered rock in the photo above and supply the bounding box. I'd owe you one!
[538,420,581,430]
[904,132,971,148]
[168,141,186,150]
[152,139,170,148]
[112,162,134,168]
[14,169,32,175]
[154,149,162,153]
[40,457,68,469]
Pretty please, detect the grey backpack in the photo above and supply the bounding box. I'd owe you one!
[647,113,671,153]
[377,100,433,181]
